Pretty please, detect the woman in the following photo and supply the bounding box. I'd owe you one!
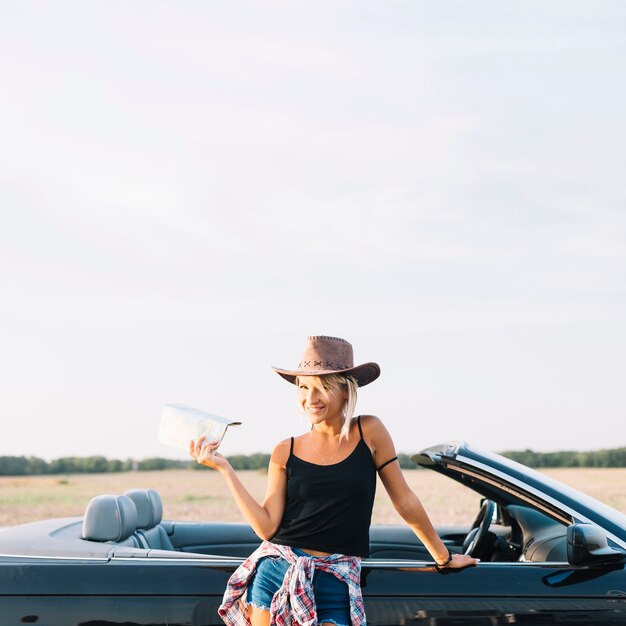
[190,336,478,626]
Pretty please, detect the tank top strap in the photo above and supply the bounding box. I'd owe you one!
[289,436,294,455]
[357,415,363,440]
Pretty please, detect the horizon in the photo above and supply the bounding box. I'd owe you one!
[4,442,626,465]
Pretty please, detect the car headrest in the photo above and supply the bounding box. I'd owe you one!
[82,494,138,542]
[123,489,163,529]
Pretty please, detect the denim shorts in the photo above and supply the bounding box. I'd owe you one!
[246,548,351,626]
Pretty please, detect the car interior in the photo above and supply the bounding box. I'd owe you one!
[0,486,570,564]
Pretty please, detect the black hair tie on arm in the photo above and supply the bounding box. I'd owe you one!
[376,456,398,473]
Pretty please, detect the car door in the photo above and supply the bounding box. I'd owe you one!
[3,553,624,625]
[0,554,236,626]
[361,558,626,625]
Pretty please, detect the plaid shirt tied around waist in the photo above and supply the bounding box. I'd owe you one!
[218,540,366,626]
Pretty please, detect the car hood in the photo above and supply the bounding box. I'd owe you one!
[412,441,626,543]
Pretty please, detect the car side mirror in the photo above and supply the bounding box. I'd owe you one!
[566,523,625,566]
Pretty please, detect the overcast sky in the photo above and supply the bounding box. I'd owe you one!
[1,1,624,462]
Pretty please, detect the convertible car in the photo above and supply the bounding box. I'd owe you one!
[1,441,625,625]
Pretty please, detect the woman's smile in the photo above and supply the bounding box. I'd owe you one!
[297,376,346,424]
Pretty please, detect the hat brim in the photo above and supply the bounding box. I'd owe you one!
[271,362,380,387]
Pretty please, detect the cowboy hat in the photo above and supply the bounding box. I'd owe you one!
[272,336,380,387]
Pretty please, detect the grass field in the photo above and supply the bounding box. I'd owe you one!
[2,467,625,528]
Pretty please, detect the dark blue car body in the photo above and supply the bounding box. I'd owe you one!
[1,442,625,625]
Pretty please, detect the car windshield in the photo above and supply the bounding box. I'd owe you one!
[458,445,626,534]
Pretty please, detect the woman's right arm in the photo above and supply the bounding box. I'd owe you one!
[190,436,289,541]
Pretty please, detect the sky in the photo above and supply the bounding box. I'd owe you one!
[1,1,624,462]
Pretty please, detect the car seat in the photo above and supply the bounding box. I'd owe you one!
[82,494,141,547]
[123,488,175,550]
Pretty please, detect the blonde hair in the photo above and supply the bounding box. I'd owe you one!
[297,374,358,440]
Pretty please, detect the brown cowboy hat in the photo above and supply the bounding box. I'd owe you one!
[272,336,380,387]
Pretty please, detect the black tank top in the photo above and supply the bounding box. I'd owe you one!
[270,416,377,557]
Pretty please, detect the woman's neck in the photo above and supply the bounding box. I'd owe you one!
[310,416,346,437]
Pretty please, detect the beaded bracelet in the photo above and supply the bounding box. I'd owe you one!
[435,550,453,569]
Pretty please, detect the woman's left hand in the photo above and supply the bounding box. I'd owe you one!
[440,553,480,569]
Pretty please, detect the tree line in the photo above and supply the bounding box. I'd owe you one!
[0,452,418,475]
[1,448,625,476]
[500,448,626,468]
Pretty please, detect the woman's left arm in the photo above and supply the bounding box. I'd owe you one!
[361,415,478,569]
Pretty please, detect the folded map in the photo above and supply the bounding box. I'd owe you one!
[158,403,242,451]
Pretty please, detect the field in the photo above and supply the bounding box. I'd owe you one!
[2,467,626,528]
